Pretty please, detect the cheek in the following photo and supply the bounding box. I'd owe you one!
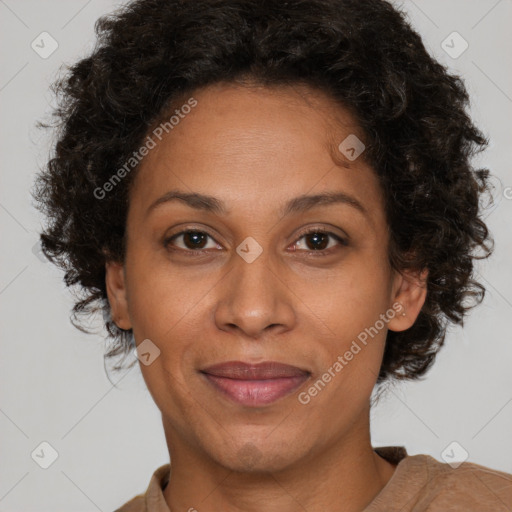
[303,252,391,386]
[125,251,216,341]
[300,301,387,414]
[125,255,216,390]
[297,248,391,330]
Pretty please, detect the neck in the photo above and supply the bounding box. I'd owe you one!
[162,408,396,512]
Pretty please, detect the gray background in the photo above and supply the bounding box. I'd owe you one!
[1,0,511,510]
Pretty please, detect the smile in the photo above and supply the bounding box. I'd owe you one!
[200,360,311,407]
[201,373,310,407]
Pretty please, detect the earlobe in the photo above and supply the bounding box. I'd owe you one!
[387,268,428,332]
[105,261,132,330]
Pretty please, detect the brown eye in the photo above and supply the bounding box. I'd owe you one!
[303,232,330,250]
[291,228,348,254]
[164,230,219,251]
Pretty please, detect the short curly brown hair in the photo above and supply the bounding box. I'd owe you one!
[31,0,494,383]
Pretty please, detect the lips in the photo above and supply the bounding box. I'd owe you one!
[201,361,310,379]
[200,361,310,407]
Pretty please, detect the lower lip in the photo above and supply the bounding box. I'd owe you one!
[202,373,310,407]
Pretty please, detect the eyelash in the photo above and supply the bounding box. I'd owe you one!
[163,226,348,257]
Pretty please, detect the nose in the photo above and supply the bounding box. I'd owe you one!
[213,247,296,339]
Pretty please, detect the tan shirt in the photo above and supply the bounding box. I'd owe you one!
[115,446,512,511]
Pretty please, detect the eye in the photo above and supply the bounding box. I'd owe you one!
[163,227,348,256]
[290,227,348,255]
[164,230,221,253]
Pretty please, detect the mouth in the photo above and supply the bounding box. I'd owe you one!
[199,361,311,407]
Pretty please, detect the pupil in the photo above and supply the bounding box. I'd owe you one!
[307,232,328,250]
[184,231,207,249]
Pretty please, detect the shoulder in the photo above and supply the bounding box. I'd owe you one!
[114,463,171,512]
[367,450,512,511]
[114,494,145,512]
[406,454,512,510]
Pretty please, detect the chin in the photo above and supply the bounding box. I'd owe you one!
[211,438,307,475]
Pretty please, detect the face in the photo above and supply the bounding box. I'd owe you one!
[106,81,426,473]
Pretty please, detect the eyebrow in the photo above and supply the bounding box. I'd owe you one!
[146,189,368,219]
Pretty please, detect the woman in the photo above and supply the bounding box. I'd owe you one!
[32,0,512,510]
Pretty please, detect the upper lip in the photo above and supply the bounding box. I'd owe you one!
[200,361,310,380]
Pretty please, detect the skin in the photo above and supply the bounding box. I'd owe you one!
[106,81,427,512]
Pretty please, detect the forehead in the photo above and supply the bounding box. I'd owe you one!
[128,82,385,229]
[145,81,364,165]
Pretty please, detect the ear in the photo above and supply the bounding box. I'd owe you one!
[105,261,132,330]
[387,267,428,332]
